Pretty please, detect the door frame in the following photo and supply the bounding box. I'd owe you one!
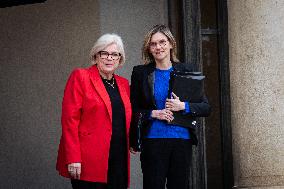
[168,0,233,188]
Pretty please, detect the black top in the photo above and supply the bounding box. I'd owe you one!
[102,77,127,188]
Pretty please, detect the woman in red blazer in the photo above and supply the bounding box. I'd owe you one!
[56,33,132,189]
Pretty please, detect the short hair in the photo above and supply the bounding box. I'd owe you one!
[142,24,179,65]
[90,33,125,65]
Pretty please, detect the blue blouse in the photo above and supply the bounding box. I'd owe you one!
[146,67,190,139]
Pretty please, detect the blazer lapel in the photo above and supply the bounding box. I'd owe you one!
[146,63,157,108]
[89,66,112,122]
[147,71,156,107]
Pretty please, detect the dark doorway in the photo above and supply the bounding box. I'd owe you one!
[168,0,233,188]
[200,0,223,188]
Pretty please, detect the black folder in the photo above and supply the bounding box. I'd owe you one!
[167,71,205,127]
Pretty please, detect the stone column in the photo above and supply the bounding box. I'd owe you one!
[228,0,284,188]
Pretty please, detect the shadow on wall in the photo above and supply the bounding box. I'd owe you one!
[0,0,47,8]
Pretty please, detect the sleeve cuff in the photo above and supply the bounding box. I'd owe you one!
[148,110,154,120]
[183,102,191,114]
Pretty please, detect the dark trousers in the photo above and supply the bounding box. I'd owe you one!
[71,180,107,189]
[141,138,192,189]
[71,179,128,189]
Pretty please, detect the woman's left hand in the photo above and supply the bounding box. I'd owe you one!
[165,92,185,112]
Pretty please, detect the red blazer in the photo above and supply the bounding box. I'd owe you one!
[56,65,132,185]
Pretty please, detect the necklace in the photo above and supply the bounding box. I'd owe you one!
[104,77,115,88]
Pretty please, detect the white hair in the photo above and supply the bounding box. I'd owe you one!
[90,33,125,65]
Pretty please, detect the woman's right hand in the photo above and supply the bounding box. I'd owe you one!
[130,147,138,154]
[151,109,174,122]
[68,162,81,179]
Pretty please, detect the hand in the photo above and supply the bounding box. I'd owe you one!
[151,109,174,122]
[68,163,81,179]
[165,92,185,112]
[130,147,138,154]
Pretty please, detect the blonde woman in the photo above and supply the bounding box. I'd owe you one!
[130,25,211,189]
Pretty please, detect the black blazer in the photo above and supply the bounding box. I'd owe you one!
[130,62,211,148]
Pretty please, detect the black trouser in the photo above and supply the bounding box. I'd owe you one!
[71,179,127,189]
[140,138,192,189]
[71,180,107,189]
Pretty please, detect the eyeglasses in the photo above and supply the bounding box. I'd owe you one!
[149,39,168,49]
[98,51,121,60]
